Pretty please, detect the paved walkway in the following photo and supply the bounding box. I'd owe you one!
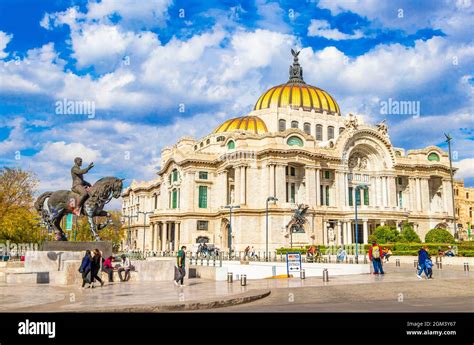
[0,263,472,312]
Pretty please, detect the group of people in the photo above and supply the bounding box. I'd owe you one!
[244,246,259,260]
[79,250,133,288]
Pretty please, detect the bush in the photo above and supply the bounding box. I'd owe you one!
[425,228,455,244]
[399,222,421,243]
[368,225,399,244]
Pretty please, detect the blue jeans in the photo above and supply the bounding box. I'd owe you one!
[372,258,384,274]
[417,263,429,277]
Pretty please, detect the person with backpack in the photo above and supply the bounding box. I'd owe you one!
[174,246,187,287]
[417,246,430,279]
[79,250,92,288]
[368,241,384,275]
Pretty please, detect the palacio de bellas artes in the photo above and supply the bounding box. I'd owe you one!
[122,51,457,254]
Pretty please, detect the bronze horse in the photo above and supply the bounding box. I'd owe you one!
[285,204,309,237]
[35,177,123,241]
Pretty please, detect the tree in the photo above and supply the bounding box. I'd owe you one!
[0,168,45,243]
[368,225,399,244]
[425,228,455,244]
[399,222,421,243]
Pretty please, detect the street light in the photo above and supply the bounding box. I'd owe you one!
[224,205,240,257]
[354,183,368,263]
[445,133,457,237]
[265,196,278,261]
[138,211,154,257]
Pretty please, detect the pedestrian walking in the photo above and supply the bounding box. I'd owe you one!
[368,241,384,275]
[79,250,92,288]
[174,245,186,287]
[417,245,431,279]
[91,249,104,287]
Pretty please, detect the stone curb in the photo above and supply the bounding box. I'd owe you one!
[62,289,271,313]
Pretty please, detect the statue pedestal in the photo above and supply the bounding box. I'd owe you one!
[40,241,113,258]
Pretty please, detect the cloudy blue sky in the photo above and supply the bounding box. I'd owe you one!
[0,0,473,199]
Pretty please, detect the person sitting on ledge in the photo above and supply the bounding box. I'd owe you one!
[102,256,115,283]
[117,254,132,282]
[382,247,392,262]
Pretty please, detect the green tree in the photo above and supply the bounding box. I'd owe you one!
[425,228,455,243]
[399,222,421,243]
[368,225,399,244]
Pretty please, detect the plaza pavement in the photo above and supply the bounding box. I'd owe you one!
[0,263,472,312]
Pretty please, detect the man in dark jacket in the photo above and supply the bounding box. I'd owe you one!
[368,241,384,275]
[79,250,92,288]
[417,246,430,279]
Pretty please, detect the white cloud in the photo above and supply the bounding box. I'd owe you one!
[0,31,13,59]
[455,158,474,179]
[308,19,364,40]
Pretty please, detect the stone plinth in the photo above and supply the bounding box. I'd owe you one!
[40,241,113,258]
[24,251,83,273]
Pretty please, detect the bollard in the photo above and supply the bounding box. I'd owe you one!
[227,272,233,283]
[328,255,331,263]
[363,256,368,264]
[396,259,400,267]
[322,268,329,282]
[437,261,442,269]
[414,260,418,268]
[240,274,247,286]
[349,258,353,264]
[300,269,306,280]
[464,263,469,272]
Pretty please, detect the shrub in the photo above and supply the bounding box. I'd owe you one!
[368,225,399,244]
[424,228,455,244]
[399,222,421,243]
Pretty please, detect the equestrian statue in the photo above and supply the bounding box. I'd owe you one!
[34,157,124,241]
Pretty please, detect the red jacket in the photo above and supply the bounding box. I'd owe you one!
[103,257,114,269]
[368,244,382,261]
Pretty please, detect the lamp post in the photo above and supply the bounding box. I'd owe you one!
[265,196,278,261]
[224,205,240,257]
[445,133,457,237]
[138,211,154,258]
[354,184,368,263]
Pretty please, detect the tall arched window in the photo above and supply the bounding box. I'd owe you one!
[291,121,299,129]
[227,140,235,149]
[328,126,335,140]
[279,119,286,132]
[303,122,311,135]
[315,125,323,141]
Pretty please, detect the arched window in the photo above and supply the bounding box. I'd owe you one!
[287,136,304,147]
[291,121,299,129]
[339,127,345,134]
[227,140,235,149]
[279,119,286,132]
[315,125,323,141]
[427,152,440,162]
[328,126,335,140]
[304,122,311,135]
[172,169,179,182]
[206,139,210,144]
[217,136,225,142]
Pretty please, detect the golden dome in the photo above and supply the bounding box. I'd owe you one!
[254,83,340,114]
[213,116,268,134]
[254,49,341,115]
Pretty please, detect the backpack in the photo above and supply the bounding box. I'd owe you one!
[372,245,380,259]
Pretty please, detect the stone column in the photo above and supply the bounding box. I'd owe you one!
[275,164,286,203]
[363,220,368,244]
[305,166,316,206]
[323,221,328,245]
[421,178,430,213]
[217,169,228,207]
[344,173,349,207]
[268,164,275,198]
[388,176,397,207]
[240,165,246,205]
[234,166,241,205]
[337,221,342,245]
[347,221,353,244]
[442,180,449,213]
[408,177,416,212]
[316,168,321,206]
[416,178,422,212]
[161,223,167,252]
